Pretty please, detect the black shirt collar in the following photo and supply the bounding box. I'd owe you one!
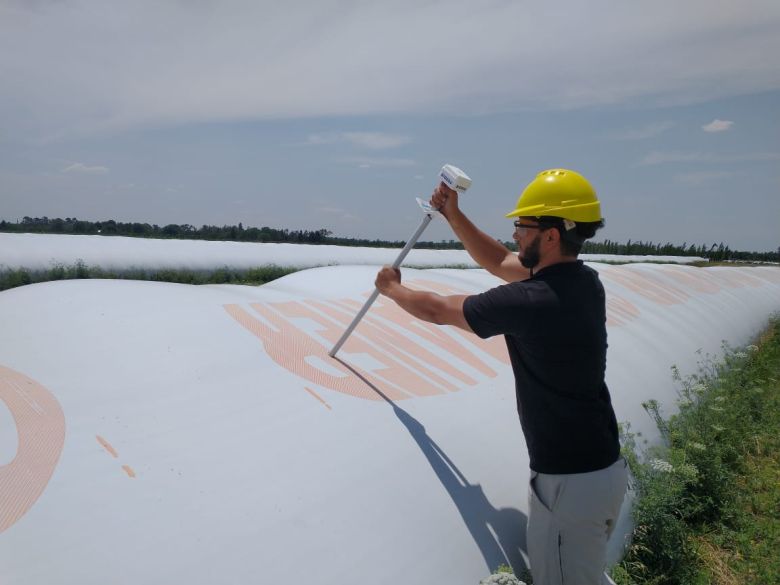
[531,260,583,279]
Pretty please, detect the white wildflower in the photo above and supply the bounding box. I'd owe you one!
[734,351,747,359]
[691,383,707,395]
[676,463,699,480]
[689,442,706,451]
[479,572,526,585]
[747,345,759,352]
[650,458,674,473]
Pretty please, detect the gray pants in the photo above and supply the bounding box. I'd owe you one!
[527,458,628,585]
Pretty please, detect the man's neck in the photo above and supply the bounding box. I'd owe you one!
[534,253,578,273]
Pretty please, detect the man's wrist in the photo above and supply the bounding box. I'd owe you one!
[445,206,464,226]
[383,281,404,300]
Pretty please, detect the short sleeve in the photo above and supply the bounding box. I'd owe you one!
[463,281,536,339]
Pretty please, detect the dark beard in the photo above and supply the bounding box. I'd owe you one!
[519,234,542,270]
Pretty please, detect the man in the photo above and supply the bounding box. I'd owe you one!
[375,169,626,585]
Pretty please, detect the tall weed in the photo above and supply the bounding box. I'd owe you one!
[614,317,780,584]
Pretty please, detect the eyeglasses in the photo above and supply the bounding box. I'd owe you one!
[513,221,548,236]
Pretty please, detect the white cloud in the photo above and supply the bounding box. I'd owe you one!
[638,151,780,166]
[674,170,737,185]
[607,121,675,141]
[305,132,411,149]
[639,152,711,165]
[303,134,339,146]
[702,119,734,132]
[341,132,411,150]
[62,162,109,175]
[338,157,416,169]
[2,1,779,137]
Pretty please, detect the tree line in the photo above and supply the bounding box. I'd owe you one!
[1,216,332,244]
[2,216,778,262]
[580,239,779,262]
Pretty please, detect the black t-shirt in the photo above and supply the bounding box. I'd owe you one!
[463,261,620,474]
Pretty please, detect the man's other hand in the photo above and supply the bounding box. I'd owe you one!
[375,266,401,295]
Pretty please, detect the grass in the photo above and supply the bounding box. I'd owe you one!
[612,316,780,585]
[0,260,302,291]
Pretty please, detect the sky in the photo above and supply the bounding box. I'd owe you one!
[1,0,779,252]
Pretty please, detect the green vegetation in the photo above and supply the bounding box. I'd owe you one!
[612,317,780,585]
[0,216,335,244]
[0,261,300,292]
[581,239,778,263]
[3,216,778,261]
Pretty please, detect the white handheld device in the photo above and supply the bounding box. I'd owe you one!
[439,164,472,192]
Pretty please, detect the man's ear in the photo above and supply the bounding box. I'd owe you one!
[545,227,565,254]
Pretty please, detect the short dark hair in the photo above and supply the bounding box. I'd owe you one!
[535,216,605,256]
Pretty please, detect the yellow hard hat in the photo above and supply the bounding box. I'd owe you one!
[505,169,602,223]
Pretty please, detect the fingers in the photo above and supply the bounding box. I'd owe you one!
[430,182,458,214]
[375,266,402,293]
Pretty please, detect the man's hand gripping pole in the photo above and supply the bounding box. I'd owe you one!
[328,165,471,358]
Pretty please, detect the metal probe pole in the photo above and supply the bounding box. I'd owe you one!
[328,211,435,358]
